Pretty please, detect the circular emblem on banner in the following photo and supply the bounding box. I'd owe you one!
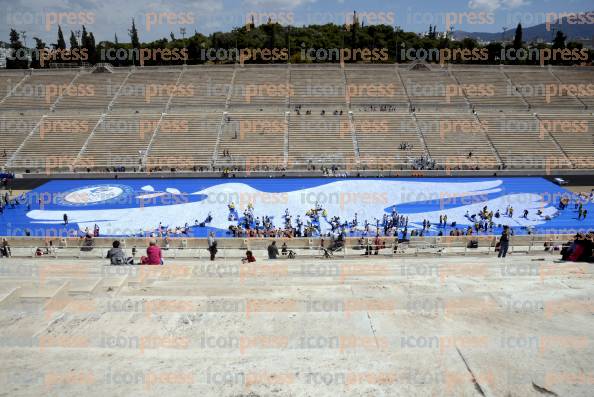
[58,185,132,206]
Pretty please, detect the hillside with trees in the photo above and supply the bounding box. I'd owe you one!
[4,13,593,68]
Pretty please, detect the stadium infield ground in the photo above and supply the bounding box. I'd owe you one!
[1,177,593,238]
[0,255,592,396]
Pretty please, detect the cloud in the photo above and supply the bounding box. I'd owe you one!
[242,0,316,9]
[1,0,225,43]
[502,0,530,8]
[468,0,530,12]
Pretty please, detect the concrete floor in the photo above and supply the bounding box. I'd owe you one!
[0,254,592,396]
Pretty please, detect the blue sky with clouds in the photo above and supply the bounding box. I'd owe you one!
[2,0,592,45]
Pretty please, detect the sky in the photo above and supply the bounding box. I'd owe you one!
[1,0,592,45]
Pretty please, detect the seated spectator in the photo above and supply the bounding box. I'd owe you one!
[242,250,256,263]
[392,238,400,253]
[354,237,365,251]
[107,241,133,265]
[44,240,56,256]
[374,235,385,255]
[141,240,163,265]
[268,241,278,259]
[562,233,593,262]
[207,232,218,261]
[0,238,10,258]
[364,238,373,256]
[544,240,560,252]
[268,241,279,259]
[80,233,94,252]
[281,242,288,256]
[323,233,345,258]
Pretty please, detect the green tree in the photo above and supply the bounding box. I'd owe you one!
[33,37,46,49]
[8,29,27,68]
[69,31,78,48]
[56,25,66,49]
[269,22,277,49]
[81,25,89,48]
[81,27,97,64]
[486,41,503,63]
[9,29,23,51]
[129,18,140,49]
[129,18,140,65]
[14,18,593,68]
[461,37,478,49]
[350,11,358,47]
[513,23,522,49]
[31,37,46,68]
[186,34,207,65]
[552,30,566,49]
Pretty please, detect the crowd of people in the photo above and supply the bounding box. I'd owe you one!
[133,194,578,244]
[0,190,27,214]
[399,142,414,151]
[410,155,436,171]
[2,185,592,243]
[1,183,594,264]
[293,106,345,116]
[105,239,163,265]
[358,105,399,112]
[101,213,593,264]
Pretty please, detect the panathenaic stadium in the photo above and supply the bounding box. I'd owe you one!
[1,19,594,397]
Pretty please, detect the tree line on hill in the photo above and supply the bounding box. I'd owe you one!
[4,16,593,68]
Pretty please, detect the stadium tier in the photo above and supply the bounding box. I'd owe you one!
[345,65,409,106]
[415,112,500,167]
[10,114,102,171]
[0,64,593,173]
[53,71,129,112]
[451,68,527,110]
[290,65,347,105]
[476,112,574,169]
[506,69,586,109]
[169,66,232,110]
[218,112,286,168]
[1,71,77,111]
[354,113,426,167]
[230,66,288,106]
[149,113,221,170]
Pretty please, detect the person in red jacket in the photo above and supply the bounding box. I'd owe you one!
[242,250,256,263]
[141,240,163,265]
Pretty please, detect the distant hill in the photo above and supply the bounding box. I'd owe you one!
[452,12,594,43]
